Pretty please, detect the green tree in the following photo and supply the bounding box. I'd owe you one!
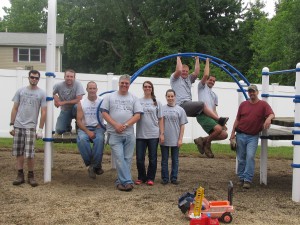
[250,0,300,85]
[1,0,47,32]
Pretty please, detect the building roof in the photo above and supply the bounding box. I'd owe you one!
[0,32,64,47]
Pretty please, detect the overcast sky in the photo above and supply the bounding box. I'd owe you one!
[0,0,277,19]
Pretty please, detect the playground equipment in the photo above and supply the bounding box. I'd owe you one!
[258,64,300,202]
[178,181,234,224]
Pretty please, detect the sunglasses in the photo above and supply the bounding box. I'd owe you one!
[29,76,40,80]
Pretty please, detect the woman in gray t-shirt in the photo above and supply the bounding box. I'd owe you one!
[135,81,163,186]
[160,89,188,185]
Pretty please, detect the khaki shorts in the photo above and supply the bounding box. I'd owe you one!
[196,113,218,134]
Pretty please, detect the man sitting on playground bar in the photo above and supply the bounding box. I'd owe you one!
[170,56,229,152]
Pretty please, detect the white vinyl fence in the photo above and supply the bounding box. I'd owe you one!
[0,69,295,146]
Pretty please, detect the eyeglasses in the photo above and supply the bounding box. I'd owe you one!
[29,76,40,80]
[143,86,152,89]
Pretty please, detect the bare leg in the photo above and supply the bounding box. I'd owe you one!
[27,158,35,171]
[16,155,25,170]
[203,104,218,121]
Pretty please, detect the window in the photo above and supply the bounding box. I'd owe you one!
[18,48,41,62]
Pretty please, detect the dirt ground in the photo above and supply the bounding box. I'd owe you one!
[0,149,299,225]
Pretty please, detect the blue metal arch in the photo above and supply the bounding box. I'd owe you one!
[131,53,250,99]
[97,52,250,124]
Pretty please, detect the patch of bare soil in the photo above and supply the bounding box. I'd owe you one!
[0,150,299,225]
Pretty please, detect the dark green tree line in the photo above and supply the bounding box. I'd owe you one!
[1,0,299,85]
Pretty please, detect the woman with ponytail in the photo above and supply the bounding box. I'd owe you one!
[135,81,164,186]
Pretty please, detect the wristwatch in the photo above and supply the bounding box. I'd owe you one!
[124,123,129,128]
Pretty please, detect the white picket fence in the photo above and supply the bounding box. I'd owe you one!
[0,68,295,146]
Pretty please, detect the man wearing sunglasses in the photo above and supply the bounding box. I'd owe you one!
[9,70,47,187]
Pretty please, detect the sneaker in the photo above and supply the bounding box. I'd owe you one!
[243,181,251,189]
[88,166,96,179]
[204,141,214,158]
[12,172,25,186]
[237,179,244,186]
[218,117,229,126]
[161,180,168,185]
[171,180,179,185]
[117,184,127,191]
[194,137,204,154]
[28,172,38,187]
[124,183,134,192]
[146,180,154,186]
[134,180,143,185]
[94,167,104,175]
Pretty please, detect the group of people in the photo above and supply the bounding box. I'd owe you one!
[9,56,274,190]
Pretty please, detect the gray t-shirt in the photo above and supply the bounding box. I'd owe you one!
[161,104,188,147]
[136,98,163,139]
[12,87,46,129]
[198,82,218,110]
[100,91,143,136]
[170,73,197,105]
[53,80,85,111]
[81,96,103,127]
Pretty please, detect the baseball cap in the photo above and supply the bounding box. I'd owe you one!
[248,85,258,91]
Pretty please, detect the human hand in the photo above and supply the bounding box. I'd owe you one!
[9,125,15,136]
[36,128,43,139]
[177,139,183,148]
[87,130,96,139]
[159,133,164,144]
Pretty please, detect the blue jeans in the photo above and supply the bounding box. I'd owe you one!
[55,106,77,134]
[136,138,159,182]
[109,133,135,185]
[236,132,259,182]
[77,127,105,169]
[160,145,179,182]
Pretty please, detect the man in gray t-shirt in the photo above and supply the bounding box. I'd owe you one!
[10,70,47,187]
[195,58,228,158]
[53,69,85,136]
[101,75,143,192]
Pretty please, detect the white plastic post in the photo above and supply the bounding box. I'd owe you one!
[44,0,57,183]
[260,67,269,185]
[292,63,300,202]
[110,74,118,169]
[236,80,248,174]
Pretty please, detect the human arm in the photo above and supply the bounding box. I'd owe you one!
[177,124,185,148]
[159,117,164,144]
[263,113,275,130]
[36,106,47,139]
[200,57,210,85]
[9,102,19,136]
[191,56,200,79]
[230,118,239,140]
[173,56,183,79]
[54,94,83,107]
[102,111,125,133]
[76,102,96,139]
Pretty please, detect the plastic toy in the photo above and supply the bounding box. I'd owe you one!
[178,181,234,224]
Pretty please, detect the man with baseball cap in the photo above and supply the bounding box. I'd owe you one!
[230,84,274,189]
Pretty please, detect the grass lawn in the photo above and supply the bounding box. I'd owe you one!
[0,138,293,160]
